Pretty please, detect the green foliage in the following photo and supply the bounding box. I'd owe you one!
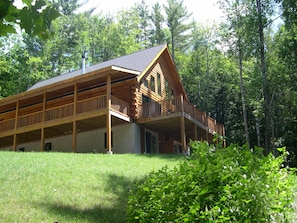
[164,0,193,61]
[0,0,60,39]
[127,142,296,222]
[149,3,166,46]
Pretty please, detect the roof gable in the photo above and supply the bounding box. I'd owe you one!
[29,44,167,91]
[137,45,188,100]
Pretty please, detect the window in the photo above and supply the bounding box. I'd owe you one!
[145,130,159,154]
[142,94,151,104]
[157,73,161,95]
[174,141,182,154]
[44,142,52,151]
[144,79,149,88]
[150,76,155,92]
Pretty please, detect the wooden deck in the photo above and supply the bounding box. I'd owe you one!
[0,94,224,151]
[137,97,224,137]
[0,94,129,148]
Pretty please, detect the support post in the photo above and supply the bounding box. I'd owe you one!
[40,92,46,151]
[180,96,187,153]
[205,113,209,143]
[223,125,226,147]
[40,128,45,151]
[106,74,112,154]
[72,121,77,152]
[72,84,78,152]
[13,100,20,151]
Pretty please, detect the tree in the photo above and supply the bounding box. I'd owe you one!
[272,0,297,165]
[164,0,193,61]
[0,34,46,96]
[219,0,256,148]
[0,0,60,39]
[58,0,89,15]
[134,0,151,47]
[256,0,272,155]
[41,11,99,76]
[180,23,244,145]
[149,2,166,46]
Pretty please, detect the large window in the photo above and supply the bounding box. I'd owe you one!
[150,76,155,92]
[157,73,161,95]
[145,130,159,153]
[142,94,151,104]
[144,79,149,88]
[174,141,182,154]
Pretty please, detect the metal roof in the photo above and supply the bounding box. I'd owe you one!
[29,44,167,91]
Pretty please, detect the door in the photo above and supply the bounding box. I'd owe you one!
[145,130,158,154]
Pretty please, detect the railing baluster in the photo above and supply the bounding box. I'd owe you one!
[138,96,224,136]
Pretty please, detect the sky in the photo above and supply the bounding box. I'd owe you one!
[13,0,225,24]
[79,0,225,24]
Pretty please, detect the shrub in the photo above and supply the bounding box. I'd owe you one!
[126,142,296,222]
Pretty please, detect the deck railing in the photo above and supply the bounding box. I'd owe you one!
[139,97,224,136]
[140,97,181,117]
[111,95,129,116]
[45,103,74,122]
[18,111,43,128]
[0,95,128,133]
[77,95,107,114]
[0,118,15,132]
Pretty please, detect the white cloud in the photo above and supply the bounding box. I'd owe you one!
[80,0,224,24]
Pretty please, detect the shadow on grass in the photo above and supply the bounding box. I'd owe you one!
[38,174,137,223]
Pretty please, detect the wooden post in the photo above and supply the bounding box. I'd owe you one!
[40,92,46,151]
[40,128,45,151]
[180,96,187,153]
[72,121,77,152]
[13,100,20,151]
[72,84,78,152]
[222,125,227,147]
[106,74,112,154]
[213,119,216,144]
[205,113,209,143]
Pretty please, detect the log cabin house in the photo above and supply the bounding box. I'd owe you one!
[0,44,224,154]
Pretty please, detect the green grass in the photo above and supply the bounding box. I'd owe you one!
[0,152,182,223]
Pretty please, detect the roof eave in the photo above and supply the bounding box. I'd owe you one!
[137,44,167,82]
[136,45,188,101]
[0,66,139,105]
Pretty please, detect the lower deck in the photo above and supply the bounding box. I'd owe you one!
[0,96,224,153]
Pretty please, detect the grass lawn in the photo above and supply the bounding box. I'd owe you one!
[0,152,182,223]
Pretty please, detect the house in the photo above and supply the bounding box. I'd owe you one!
[0,44,224,154]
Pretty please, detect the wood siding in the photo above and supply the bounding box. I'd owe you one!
[135,58,182,119]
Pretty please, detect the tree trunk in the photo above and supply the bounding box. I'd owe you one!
[239,46,250,149]
[171,29,175,62]
[256,120,261,147]
[256,0,271,155]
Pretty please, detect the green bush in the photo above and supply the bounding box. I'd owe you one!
[126,142,296,222]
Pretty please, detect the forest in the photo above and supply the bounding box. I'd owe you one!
[0,0,296,166]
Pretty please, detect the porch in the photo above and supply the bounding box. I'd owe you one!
[0,94,130,151]
[137,96,225,151]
